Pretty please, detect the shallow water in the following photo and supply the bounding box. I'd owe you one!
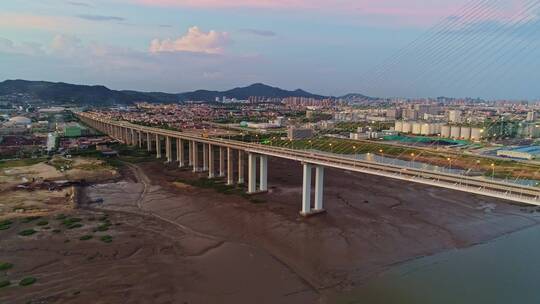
[337,225,540,304]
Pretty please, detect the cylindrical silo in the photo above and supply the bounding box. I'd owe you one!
[451,126,461,139]
[441,125,451,138]
[471,128,482,140]
[412,122,422,135]
[421,123,430,135]
[460,127,471,140]
[402,122,412,133]
[395,121,403,132]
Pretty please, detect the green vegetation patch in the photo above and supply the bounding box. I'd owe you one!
[0,280,10,288]
[100,235,113,243]
[18,229,37,236]
[0,158,45,169]
[36,220,49,226]
[55,214,67,220]
[21,216,41,223]
[52,229,61,233]
[0,262,13,271]
[0,224,11,231]
[0,219,13,226]
[177,178,243,195]
[19,277,37,286]
[79,235,93,241]
[67,223,83,230]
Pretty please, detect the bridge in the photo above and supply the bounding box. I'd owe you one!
[78,112,540,215]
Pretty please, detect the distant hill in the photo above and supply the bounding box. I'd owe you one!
[178,83,327,101]
[0,80,178,106]
[339,93,376,101]
[0,80,361,106]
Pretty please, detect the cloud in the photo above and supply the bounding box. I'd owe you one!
[77,14,125,22]
[50,34,83,55]
[239,29,276,37]
[67,1,92,7]
[0,38,43,56]
[150,26,230,54]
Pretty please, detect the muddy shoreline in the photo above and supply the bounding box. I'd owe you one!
[2,157,540,303]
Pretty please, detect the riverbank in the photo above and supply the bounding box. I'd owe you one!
[2,157,539,303]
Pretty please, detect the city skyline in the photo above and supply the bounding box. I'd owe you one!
[1,0,539,99]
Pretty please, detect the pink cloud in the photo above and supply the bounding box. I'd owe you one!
[150,26,230,54]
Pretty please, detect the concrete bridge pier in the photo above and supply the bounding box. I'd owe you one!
[227,147,234,185]
[247,153,268,194]
[248,153,257,194]
[301,163,326,217]
[165,136,172,163]
[208,144,215,178]
[202,144,209,172]
[138,131,142,148]
[238,150,245,184]
[155,134,162,159]
[188,141,193,167]
[146,133,152,152]
[219,147,226,178]
[177,138,185,168]
[260,155,268,192]
[192,141,200,172]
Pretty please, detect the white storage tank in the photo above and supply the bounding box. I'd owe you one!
[470,128,483,140]
[441,125,451,138]
[394,121,403,132]
[460,127,471,140]
[412,122,422,135]
[402,122,412,133]
[421,123,431,135]
[451,126,461,139]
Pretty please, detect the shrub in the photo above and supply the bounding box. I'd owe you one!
[21,216,41,223]
[19,277,37,286]
[55,214,67,220]
[0,262,13,271]
[100,235,113,243]
[79,235,93,241]
[67,223,83,230]
[0,225,10,231]
[52,229,62,233]
[0,280,10,288]
[0,220,13,226]
[36,221,48,226]
[18,229,37,236]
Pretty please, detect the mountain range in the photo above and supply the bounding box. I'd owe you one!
[0,79,371,106]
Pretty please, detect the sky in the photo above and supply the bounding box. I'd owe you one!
[1,0,539,99]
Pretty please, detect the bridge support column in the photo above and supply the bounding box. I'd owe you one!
[248,153,257,194]
[219,147,226,177]
[165,136,172,163]
[300,164,326,217]
[301,163,312,216]
[130,129,135,146]
[238,150,245,184]
[192,141,199,172]
[260,155,268,192]
[147,133,152,152]
[177,138,184,167]
[227,147,234,185]
[155,134,161,159]
[138,131,142,148]
[208,145,215,178]
[314,166,325,212]
[188,141,193,167]
[203,144,209,171]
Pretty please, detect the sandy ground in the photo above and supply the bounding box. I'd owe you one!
[2,157,540,303]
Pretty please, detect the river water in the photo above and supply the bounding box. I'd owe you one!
[336,225,540,304]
